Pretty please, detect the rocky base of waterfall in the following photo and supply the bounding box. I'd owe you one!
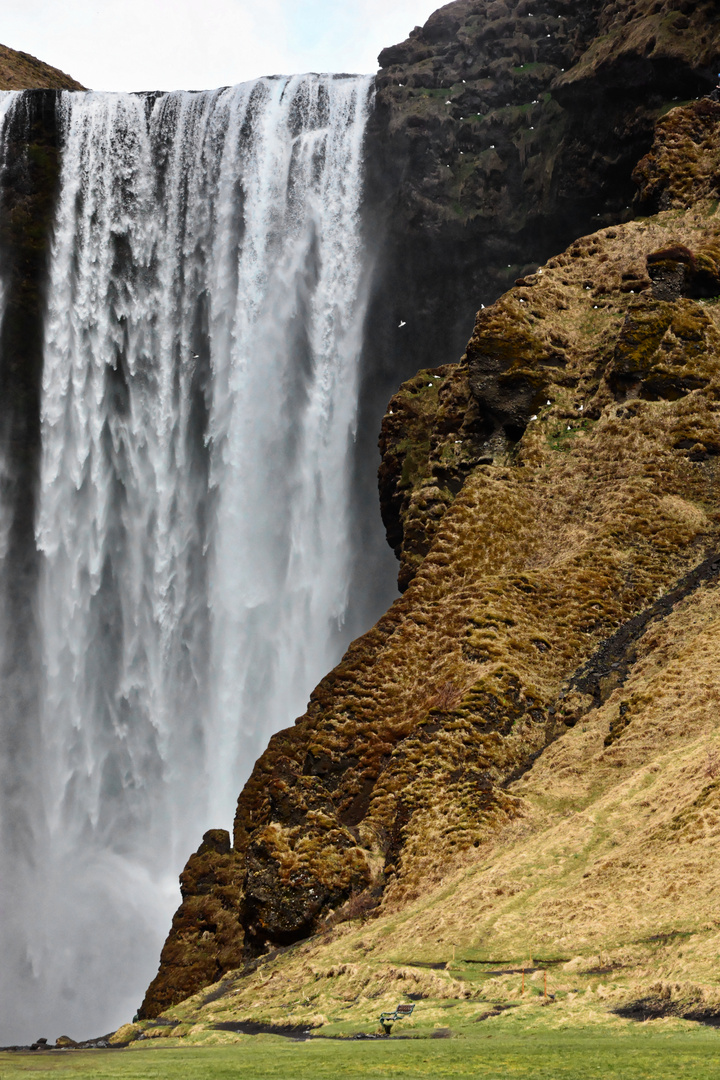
[136,90,720,1037]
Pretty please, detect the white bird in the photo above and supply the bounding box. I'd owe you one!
[398,320,407,328]
[530,414,538,421]
[192,353,199,359]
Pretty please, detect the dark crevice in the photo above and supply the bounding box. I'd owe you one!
[559,549,720,712]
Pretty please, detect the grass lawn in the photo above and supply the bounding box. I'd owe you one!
[2,1023,720,1080]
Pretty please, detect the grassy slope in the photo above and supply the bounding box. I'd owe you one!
[0,44,84,91]
[132,580,720,1034]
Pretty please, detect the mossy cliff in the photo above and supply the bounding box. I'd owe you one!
[358,0,720,462]
[139,96,720,1030]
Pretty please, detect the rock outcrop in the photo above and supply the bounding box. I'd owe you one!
[140,91,720,1017]
[358,0,720,472]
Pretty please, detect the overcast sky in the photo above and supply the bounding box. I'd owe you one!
[2,1,442,92]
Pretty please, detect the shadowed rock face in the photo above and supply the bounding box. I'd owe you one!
[140,90,720,1018]
[357,0,720,457]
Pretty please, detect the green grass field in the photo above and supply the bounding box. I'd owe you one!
[2,1023,720,1080]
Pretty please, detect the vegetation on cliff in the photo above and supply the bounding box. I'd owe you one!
[138,90,720,1044]
[0,44,84,91]
[361,0,720,405]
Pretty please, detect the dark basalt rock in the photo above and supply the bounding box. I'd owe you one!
[358,0,720,496]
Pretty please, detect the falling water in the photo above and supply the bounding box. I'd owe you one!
[0,74,374,1044]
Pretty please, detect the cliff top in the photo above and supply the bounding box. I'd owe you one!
[0,43,85,91]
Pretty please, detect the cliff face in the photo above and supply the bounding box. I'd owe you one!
[0,44,84,91]
[357,0,720,477]
[353,0,720,625]
[139,93,720,1021]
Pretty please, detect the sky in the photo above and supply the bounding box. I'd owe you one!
[1,0,443,92]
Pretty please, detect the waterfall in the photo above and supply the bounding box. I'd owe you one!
[0,74,374,1044]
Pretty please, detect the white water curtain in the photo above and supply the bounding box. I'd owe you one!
[0,74,373,1044]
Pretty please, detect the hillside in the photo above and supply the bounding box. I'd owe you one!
[0,44,84,91]
[132,88,720,1041]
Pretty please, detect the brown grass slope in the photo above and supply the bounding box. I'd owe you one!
[0,43,84,91]
[140,99,720,1029]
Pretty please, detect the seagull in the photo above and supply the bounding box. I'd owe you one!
[398,320,406,328]
[192,353,199,359]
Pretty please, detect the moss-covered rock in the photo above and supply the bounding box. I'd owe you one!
[634,98,720,213]
[362,0,720,424]
[144,94,720,1017]
[139,830,245,1018]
